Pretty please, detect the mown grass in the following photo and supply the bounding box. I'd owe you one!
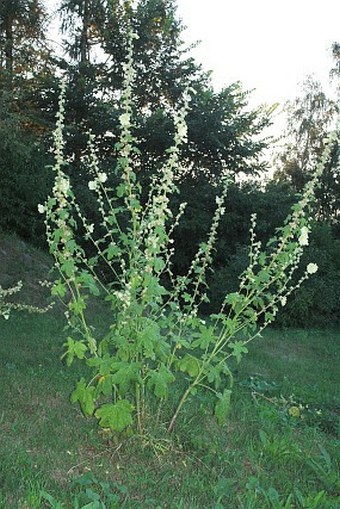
[0,311,339,508]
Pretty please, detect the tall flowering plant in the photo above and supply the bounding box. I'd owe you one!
[42,28,338,435]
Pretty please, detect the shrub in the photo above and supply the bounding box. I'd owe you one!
[42,27,339,436]
[277,223,340,327]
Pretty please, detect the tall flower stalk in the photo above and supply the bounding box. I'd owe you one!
[0,280,53,320]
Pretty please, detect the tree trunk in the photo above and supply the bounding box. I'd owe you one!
[80,0,89,64]
[5,14,13,84]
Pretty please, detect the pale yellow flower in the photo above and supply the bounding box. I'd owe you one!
[119,113,130,128]
[98,172,108,183]
[289,406,300,418]
[307,263,318,274]
[280,296,287,307]
[298,226,309,246]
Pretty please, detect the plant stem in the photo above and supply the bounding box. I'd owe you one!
[155,398,163,427]
[167,384,194,434]
[136,384,143,434]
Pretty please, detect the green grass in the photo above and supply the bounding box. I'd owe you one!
[0,312,339,508]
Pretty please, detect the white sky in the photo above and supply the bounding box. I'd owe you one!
[176,0,340,107]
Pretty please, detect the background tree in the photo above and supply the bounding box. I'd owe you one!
[330,41,340,91]
[53,0,272,264]
[57,0,271,179]
[59,0,106,64]
[0,0,50,88]
[272,68,340,326]
[274,76,339,223]
[0,0,57,240]
[0,93,54,240]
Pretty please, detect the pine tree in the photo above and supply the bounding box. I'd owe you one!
[0,0,48,88]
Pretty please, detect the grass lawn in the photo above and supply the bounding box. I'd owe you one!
[0,312,339,508]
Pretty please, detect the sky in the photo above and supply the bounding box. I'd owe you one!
[45,0,340,125]
[175,0,340,106]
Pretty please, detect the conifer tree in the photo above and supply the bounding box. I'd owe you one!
[0,0,48,88]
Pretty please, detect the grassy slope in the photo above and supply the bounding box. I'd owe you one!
[0,313,339,509]
[0,234,339,508]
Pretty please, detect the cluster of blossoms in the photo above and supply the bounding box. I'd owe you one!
[298,226,310,246]
[88,172,108,191]
[114,283,132,311]
[177,179,231,318]
[0,281,23,319]
[0,281,53,320]
[307,262,318,274]
[139,97,192,281]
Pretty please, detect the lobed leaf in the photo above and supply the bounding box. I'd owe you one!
[178,355,200,377]
[70,378,95,416]
[229,341,248,364]
[62,337,87,367]
[147,365,175,398]
[95,400,134,432]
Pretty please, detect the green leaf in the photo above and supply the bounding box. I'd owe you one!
[225,293,245,314]
[95,375,113,397]
[224,318,237,335]
[51,280,66,298]
[215,389,232,425]
[107,244,121,261]
[88,256,98,267]
[142,274,167,300]
[61,259,75,278]
[153,257,165,273]
[40,491,64,509]
[192,326,215,349]
[154,337,171,360]
[258,252,266,266]
[257,270,270,283]
[81,502,100,509]
[225,292,239,305]
[70,378,95,416]
[229,341,248,364]
[62,337,87,367]
[95,400,133,432]
[110,362,142,394]
[253,296,265,310]
[69,297,87,315]
[182,292,192,303]
[138,322,161,360]
[206,365,222,388]
[78,271,100,296]
[116,183,126,197]
[265,312,275,323]
[87,354,113,376]
[65,239,78,253]
[179,355,200,377]
[243,308,257,322]
[147,365,175,398]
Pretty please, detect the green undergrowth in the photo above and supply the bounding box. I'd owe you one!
[0,311,339,508]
